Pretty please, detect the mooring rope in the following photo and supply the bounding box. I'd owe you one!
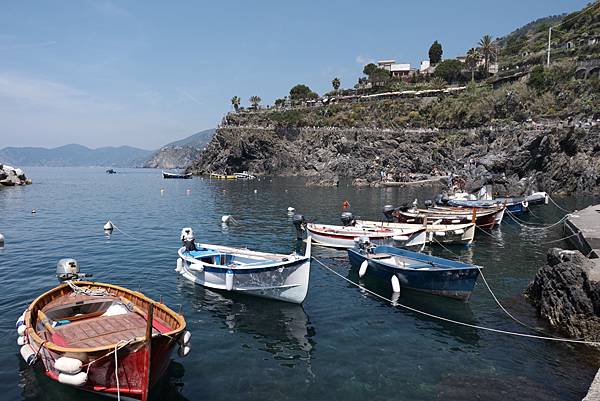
[547,195,573,213]
[311,257,600,346]
[505,210,569,230]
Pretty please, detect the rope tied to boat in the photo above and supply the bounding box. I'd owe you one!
[505,210,569,230]
[66,281,111,297]
[311,257,600,346]
[547,195,573,213]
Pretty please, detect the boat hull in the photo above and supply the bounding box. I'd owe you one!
[306,223,426,250]
[178,246,312,304]
[347,249,479,301]
[162,172,192,179]
[394,208,500,229]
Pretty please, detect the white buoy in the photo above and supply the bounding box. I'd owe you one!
[221,215,232,224]
[160,188,165,195]
[225,269,234,291]
[55,357,83,374]
[186,188,191,195]
[176,258,184,273]
[359,261,368,278]
[58,372,87,386]
[178,344,191,357]
[103,221,114,231]
[287,207,295,212]
[391,275,401,293]
[253,189,258,193]
[0,232,4,246]
[31,209,36,214]
[182,330,192,345]
[20,344,36,365]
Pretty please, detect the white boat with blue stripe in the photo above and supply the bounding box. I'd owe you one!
[176,229,312,304]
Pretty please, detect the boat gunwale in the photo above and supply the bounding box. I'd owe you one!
[25,281,186,354]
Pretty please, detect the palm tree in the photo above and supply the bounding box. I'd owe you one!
[478,34,497,76]
[249,95,261,109]
[231,96,241,112]
[332,77,341,91]
[465,48,481,82]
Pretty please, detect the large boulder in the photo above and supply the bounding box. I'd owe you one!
[525,248,600,341]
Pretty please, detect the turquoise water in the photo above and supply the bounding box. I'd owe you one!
[0,167,598,401]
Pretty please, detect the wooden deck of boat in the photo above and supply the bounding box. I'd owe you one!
[565,204,600,259]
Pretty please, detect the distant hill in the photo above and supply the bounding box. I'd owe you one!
[144,128,215,169]
[0,144,152,167]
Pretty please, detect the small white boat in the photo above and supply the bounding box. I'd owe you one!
[305,222,427,250]
[233,171,256,179]
[355,220,475,245]
[177,229,312,304]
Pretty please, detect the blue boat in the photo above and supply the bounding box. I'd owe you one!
[347,241,481,301]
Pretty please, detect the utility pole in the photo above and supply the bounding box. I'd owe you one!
[547,27,552,66]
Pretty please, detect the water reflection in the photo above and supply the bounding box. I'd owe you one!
[178,280,315,368]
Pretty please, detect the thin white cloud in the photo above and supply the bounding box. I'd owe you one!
[179,89,203,105]
[0,41,57,52]
[355,55,374,65]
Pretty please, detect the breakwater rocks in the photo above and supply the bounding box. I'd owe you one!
[0,164,31,187]
[187,119,600,192]
[525,248,600,342]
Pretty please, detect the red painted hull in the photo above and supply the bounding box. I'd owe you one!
[42,335,178,400]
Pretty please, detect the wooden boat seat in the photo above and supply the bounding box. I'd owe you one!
[51,312,160,348]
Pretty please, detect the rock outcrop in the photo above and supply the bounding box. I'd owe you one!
[525,248,600,341]
[144,146,200,169]
[188,120,600,191]
[0,164,31,186]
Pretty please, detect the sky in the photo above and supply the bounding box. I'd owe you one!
[0,0,591,150]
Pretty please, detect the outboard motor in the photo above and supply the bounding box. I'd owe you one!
[441,194,449,205]
[340,211,355,227]
[382,205,396,222]
[354,236,372,251]
[56,259,91,283]
[434,194,443,205]
[424,199,433,208]
[292,214,306,240]
[181,227,198,252]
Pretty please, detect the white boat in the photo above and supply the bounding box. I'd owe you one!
[177,234,312,304]
[233,171,256,179]
[355,220,475,245]
[305,222,427,250]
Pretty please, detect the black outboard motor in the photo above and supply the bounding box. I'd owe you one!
[340,211,355,226]
[382,205,396,222]
[424,199,433,208]
[292,214,306,240]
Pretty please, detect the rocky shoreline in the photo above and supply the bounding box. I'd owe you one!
[188,119,600,193]
[0,164,31,187]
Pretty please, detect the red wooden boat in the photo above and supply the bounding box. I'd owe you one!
[392,205,504,229]
[16,260,188,401]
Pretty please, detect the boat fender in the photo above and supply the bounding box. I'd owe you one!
[58,372,87,386]
[358,261,368,278]
[435,231,446,237]
[453,229,465,235]
[181,331,192,346]
[20,344,36,365]
[176,258,184,273]
[17,336,27,346]
[451,219,461,224]
[54,357,83,374]
[17,323,27,336]
[178,344,191,357]
[225,269,234,291]
[391,275,401,293]
[544,194,549,204]
[16,311,25,329]
[522,200,529,209]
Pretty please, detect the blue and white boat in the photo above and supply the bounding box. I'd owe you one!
[176,229,312,304]
[347,239,481,301]
[447,197,530,214]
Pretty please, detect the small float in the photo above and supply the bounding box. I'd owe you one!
[176,228,312,304]
[16,259,188,401]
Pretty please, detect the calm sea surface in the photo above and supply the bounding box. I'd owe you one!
[1,167,599,401]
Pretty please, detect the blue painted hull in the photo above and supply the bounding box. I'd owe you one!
[347,248,480,301]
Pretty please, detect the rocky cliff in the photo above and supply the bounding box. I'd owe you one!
[525,248,600,341]
[144,129,215,169]
[188,120,599,193]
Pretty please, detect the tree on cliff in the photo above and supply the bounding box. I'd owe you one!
[363,63,378,76]
[231,96,241,112]
[249,95,261,109]
[332,77,341,91]
[465,48,481,82]
[429,41,443,64]
[433,59,464,84]
[478,34,496,76]
[289,84,319,102]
